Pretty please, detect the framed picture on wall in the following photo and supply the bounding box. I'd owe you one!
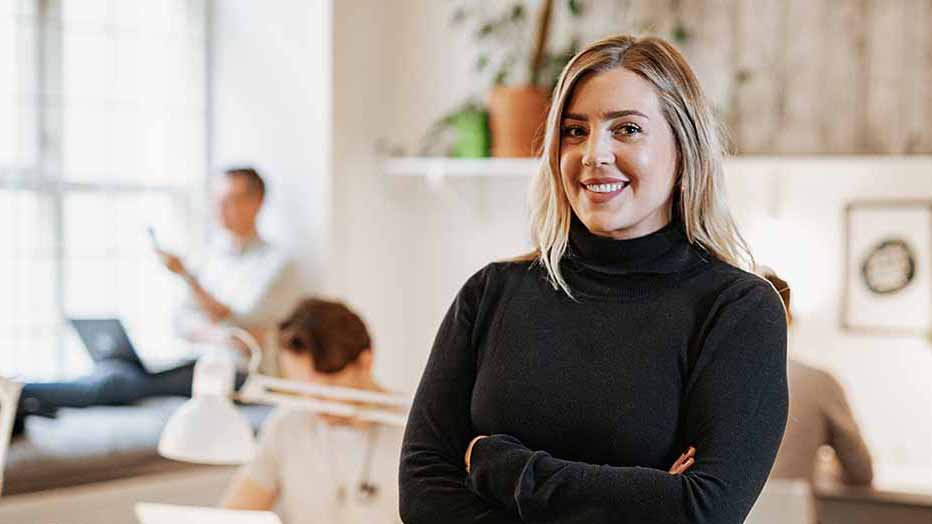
[842,200,932,336]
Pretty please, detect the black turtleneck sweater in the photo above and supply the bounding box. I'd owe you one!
[399,218,788,524]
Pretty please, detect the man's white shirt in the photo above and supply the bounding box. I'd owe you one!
[170,233,301,372]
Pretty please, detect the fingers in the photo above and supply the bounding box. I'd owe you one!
[670,457,695,475]
[668,446,696,475]
[464,435,487,473]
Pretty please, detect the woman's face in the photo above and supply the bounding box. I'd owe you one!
[559,67,678,239]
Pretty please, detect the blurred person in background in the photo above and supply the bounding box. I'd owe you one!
[13,167,299,435]
[160,166,300,372]
[222,298,404,524]
[764,269,874,486]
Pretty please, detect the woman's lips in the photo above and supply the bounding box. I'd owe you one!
[580,180,629,203]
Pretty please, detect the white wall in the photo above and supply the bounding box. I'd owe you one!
[329,0,528,391]
[210,0,331,291]
[725,157,932,489]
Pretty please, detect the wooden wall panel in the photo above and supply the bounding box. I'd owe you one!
[905,0,932,152]
[678,0,737,117]
[774,0,827,153]
[819,0,869,153]
[621,0,931,154]
[865,0,913,153]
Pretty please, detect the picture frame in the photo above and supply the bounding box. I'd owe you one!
[842,200,932,337]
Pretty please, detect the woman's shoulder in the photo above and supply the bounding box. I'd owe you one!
[260,407,316,440]
[457,258,538,294]
[692,258,785,318]
[694,255,771,291]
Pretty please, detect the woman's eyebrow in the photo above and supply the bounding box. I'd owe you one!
[563,109,649,120]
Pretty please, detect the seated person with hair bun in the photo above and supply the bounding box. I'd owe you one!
[763,270,874,487]
[221,298,403,524]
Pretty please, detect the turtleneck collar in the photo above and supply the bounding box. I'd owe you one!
[566,213,701,276]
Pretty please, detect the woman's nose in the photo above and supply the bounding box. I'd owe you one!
[582,133,614,167]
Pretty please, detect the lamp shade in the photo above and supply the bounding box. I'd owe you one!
[158,345,256,465]
[158,394,256,465]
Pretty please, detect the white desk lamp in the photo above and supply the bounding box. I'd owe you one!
[158,327,410,465]
[0,377,23,496]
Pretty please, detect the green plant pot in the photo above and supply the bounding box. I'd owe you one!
[450,109,490,158]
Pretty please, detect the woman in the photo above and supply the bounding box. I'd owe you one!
[222,298,403,524]
[399,35,788,523]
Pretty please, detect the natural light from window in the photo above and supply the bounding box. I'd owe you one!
[0,0,206,380]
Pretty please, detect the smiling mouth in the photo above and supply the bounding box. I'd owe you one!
[582,181,629,193]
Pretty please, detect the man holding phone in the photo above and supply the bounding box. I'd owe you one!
[158,167,299,371]
[14,167,300,434]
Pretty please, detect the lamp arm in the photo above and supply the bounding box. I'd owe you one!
[223,326,263,376]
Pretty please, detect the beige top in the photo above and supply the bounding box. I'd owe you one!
[770,359,874,485]
[242,408,404,524]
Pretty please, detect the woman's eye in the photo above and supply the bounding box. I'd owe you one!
[561,126,586,138]
[614,124,641,136]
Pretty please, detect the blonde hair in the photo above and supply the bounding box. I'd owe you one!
[525,34,754,296]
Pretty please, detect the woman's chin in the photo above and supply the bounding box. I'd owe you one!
[578,213,634,238]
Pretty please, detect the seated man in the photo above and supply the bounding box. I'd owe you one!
[14,167,299,433]
[221,298,403,524]
[764,270,874,486]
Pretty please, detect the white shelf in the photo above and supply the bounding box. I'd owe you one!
[383,157,539,178]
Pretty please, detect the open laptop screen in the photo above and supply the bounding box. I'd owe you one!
[68,318,144,368]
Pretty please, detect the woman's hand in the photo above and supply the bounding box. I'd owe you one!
[668,446,696,475]
[465,435,488,473]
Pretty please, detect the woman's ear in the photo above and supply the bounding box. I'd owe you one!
[356,348,374,373]
[279,349,314,381]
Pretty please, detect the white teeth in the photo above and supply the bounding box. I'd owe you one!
[585,182,627,193]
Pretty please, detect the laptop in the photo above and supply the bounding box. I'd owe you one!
[69,318,193,374]
[136,503,281,524]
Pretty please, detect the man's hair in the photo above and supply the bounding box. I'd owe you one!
[223,166,266,200]
[278,298,371,374]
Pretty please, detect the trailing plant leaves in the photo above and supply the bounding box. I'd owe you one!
[476,54,489,72]
[672,23,690,44]
[450,7,468,26]
[477,22,494,39]
[567,0,583,17]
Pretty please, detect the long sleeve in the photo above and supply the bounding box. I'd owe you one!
[173,250,300,340]
[173,252,211,342]
[822,374,874,485]
[399,266,518,523]
[465,280,789,524]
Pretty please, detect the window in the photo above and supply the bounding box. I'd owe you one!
[0,0,207,379]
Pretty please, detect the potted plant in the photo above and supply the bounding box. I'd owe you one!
[487,0,552,157]
[449,0,585,157]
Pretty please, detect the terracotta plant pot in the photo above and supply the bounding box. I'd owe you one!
[488,86,550,158]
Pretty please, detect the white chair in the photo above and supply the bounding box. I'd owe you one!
[0,377,23,497]
[745,478,816,524]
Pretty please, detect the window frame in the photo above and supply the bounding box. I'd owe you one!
[0,0,210,378]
